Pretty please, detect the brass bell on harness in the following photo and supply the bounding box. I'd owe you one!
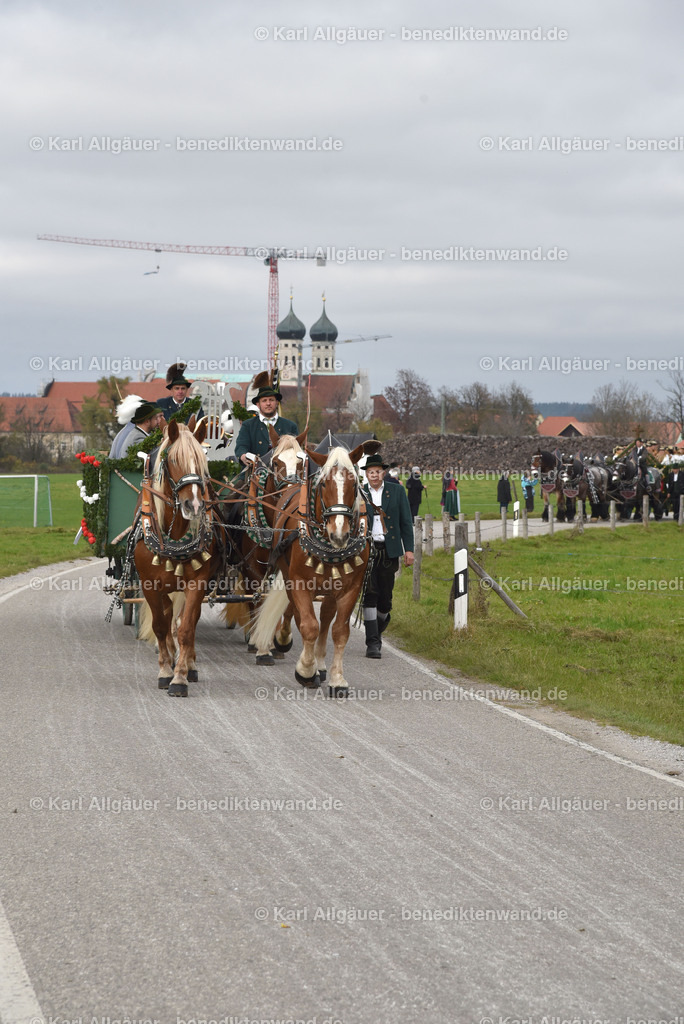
[353,555,364,566]
[304,555,315,568]
[151,554,161,566]
[330,566,341,580]
[201,550,212,562]
[164,559,174,573]
[342,562,353,574]
[315,561,325,575]
[174,562,184,578]
[190,558,203,571]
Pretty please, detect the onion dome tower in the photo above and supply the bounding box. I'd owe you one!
[276,294,306,379]
[309,294,338,374]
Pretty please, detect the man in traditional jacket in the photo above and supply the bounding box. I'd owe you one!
[361,452,415,659]
[157,362,204,423]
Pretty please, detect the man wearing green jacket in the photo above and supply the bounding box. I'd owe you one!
[361,452,415,659]
[234,382,298,467]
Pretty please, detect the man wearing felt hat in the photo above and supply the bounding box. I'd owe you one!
[109,396,164,458]
[157,362,204,423]
[235,371,298,467]
[361,451,414,659]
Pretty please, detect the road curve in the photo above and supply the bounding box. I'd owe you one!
[1,559,682,1024]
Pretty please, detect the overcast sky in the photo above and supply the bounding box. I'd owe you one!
[3,0,684,405]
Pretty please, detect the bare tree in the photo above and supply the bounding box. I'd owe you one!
[9,403,55,462]
[590,380,662,437]
[384,369,435,434]
[658,369,684,441]
[452,382,495,435]
[492,382,537,435]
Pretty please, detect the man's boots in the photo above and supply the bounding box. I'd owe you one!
[377,612,390,635]
[364,619,382,659]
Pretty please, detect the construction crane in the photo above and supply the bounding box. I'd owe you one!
[37,234,326,364]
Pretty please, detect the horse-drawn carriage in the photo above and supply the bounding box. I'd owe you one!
[78,380,378,698]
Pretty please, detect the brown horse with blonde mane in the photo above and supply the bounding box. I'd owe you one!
[249,441,380,697]
[222,427,308,664]
[135,418,225,696]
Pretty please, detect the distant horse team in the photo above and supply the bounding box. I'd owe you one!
[531,443,671,524]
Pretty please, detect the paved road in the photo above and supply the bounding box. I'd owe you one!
[1,560,683,1024]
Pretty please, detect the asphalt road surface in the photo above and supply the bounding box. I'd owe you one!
[1,559,683,1024]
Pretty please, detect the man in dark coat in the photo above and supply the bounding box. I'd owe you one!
[234,380,298,467]
[497,473,512,511]
[157,362,204,423]
[361,452,415,659]
[405,466,427,519]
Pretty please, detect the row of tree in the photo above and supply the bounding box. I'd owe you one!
[382,369,684,439]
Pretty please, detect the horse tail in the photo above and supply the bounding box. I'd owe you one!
[137,592,186,646]
[249,573,290,653]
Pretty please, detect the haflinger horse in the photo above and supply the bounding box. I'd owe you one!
[249,440,381,698]
[531,449,568,522]
[135,418,226,697]
[222,427,308,665]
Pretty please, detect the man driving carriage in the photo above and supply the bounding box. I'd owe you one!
[235,372,298,469]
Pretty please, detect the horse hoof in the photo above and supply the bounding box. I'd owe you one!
[167,682,188,697]
[295,669,321,688]
[187,669,199,682]
[247,643,257,654]
[318,669,327,683]
[158,677,173,689]
[328,685,348,699]
[272,650,285,661]
[256,654,275,666]
[273,637,293,653]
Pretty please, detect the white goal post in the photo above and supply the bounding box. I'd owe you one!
[0,475,53,527]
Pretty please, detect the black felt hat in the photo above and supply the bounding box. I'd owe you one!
[131,401,162,424]
[165,362,192,390]
[364,453,389,470]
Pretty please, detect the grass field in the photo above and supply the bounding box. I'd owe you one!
[391,523,684,746]
[401,472,542,520]
[0,473,94,577]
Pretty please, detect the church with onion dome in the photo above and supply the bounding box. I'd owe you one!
[276,294,339,378]
[274,293,373,423]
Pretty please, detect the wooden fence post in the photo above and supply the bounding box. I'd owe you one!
[642,495,649,528]
[442,512,451,554]
[501,508,507,541]
[548,504,554,536]
[413,517,423,601]
[610,500,616,531]
[679,501,684,527]
[522,507,528,539]
[425,514,433,557]
[474,511,481,548]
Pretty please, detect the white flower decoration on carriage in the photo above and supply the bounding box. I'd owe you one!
[76,479,100,504]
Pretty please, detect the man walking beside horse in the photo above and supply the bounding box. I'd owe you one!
[361,452,415,659]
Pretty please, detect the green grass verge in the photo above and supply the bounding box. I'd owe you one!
[0,474,94,577]
[391,524,684,746]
